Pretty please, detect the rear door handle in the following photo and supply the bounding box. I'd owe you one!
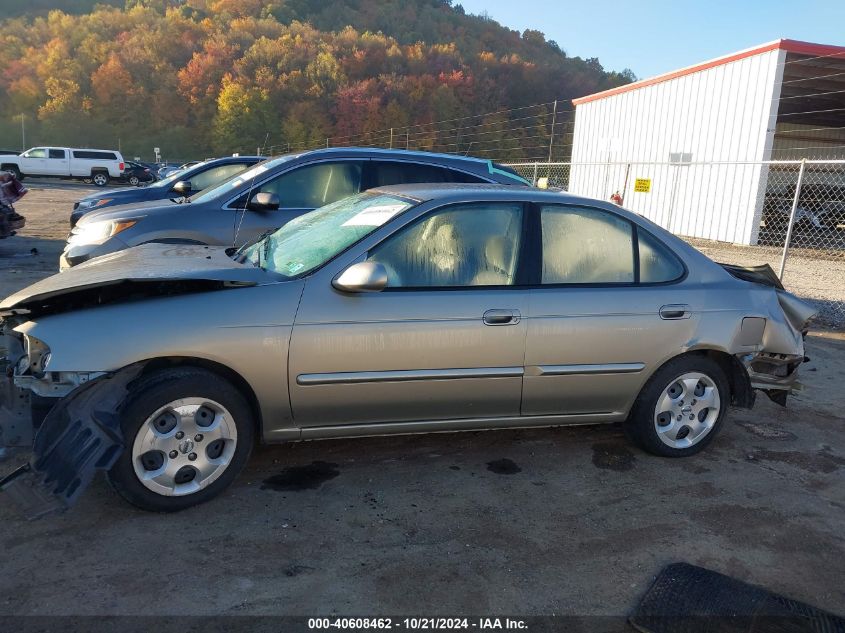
[483,309,521,326]
[659,304,691,320]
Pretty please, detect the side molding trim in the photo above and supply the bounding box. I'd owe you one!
[297,366,524,386]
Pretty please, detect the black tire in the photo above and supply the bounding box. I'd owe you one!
[5,166,23,181]
[107,367,255,512]
[128,175,140,186]
[625,355,729,457]
[91,171,110,187]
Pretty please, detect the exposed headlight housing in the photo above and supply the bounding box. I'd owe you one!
[67,219,139,246]
[21,334,51,378]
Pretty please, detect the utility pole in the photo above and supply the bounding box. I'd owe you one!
[547,100,557,163]
[20,113,25,151]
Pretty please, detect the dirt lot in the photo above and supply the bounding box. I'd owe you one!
[1,183,844,619]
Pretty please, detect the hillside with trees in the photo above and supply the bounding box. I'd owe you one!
[0,0,634,161]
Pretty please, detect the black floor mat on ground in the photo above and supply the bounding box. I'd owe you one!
[630,563,845,633]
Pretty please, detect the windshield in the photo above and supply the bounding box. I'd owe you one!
[238,192,415,277]
[190,154,298,204]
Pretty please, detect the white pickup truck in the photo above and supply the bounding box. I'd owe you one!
[1,147,125,187]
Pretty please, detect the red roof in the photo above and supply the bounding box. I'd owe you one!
[572,39,845,106]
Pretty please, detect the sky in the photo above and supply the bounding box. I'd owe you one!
[456,0,845,79]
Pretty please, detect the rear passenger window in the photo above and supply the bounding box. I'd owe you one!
[371,162,486,186]
[48,149,66,159]
[540,206,635,284]
[638,230,685,283]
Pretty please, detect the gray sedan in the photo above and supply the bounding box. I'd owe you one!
[0,184,815,516]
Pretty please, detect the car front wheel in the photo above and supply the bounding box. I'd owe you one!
[107,367,254,512]
[128,175,140,186]
[625,355,729,457]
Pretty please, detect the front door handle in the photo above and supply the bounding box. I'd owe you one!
[659,304,691,320]
[483,309,521,326]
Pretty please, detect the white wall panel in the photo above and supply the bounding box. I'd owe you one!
[569,49,784,244]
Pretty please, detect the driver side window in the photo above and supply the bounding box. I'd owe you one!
[190,164,250,191]
[25,148,47,158]
[254,161,363,209]
[367,204,524,288]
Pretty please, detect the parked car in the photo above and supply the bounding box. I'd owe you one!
[0,147,124,186]
[0,184,815,516]
[762,178,845,230]
[118,161,157,187]
[60,148,529,268]
[71,156,263,227]
[158,160,202,179]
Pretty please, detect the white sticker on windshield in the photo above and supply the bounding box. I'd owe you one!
[341,204,407,227]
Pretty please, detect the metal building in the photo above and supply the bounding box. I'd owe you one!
[568,39,845,245]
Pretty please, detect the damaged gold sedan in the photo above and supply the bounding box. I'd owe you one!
[0,185,817,517]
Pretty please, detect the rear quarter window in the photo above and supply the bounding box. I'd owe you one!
[638,230,685,283]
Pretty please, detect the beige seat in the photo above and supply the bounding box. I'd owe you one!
[472,235,513,285]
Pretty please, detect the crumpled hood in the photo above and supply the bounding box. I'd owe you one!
[0,244,273,317]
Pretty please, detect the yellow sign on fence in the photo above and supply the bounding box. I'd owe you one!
[634,178,652,193]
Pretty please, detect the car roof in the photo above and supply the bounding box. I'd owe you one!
[274,147,519,171]
[193,155,263,166]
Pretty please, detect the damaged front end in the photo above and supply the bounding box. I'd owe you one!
[1,324,141,519]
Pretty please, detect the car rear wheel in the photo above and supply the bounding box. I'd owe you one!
[92,172,109,187]
[107,367,254,512]
[128,175,140,186]
[625,355,729,457]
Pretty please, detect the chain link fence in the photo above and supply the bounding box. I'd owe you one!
[504,159,845,329]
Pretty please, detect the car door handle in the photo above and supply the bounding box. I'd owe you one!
[659,304,691,320]
[483,309,521,326]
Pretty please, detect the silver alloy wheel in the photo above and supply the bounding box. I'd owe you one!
[129,175,140,186]
[132,397,238,496]
[93,173,108,186]
[653,371,721,449]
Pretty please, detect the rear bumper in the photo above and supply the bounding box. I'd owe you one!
[740,351,806,406]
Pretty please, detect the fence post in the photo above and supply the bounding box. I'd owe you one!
[547,100,557,163]
[532,163,539,186]
[778,158,807,280]
[389,128,394,149]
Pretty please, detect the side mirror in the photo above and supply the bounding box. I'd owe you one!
[247,192,280,211]
[172,180,192,195]
[332,262,388,293]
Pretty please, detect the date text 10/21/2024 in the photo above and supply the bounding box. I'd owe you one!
[307,618,529,630]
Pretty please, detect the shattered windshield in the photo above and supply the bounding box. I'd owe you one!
[237,192,415,277]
